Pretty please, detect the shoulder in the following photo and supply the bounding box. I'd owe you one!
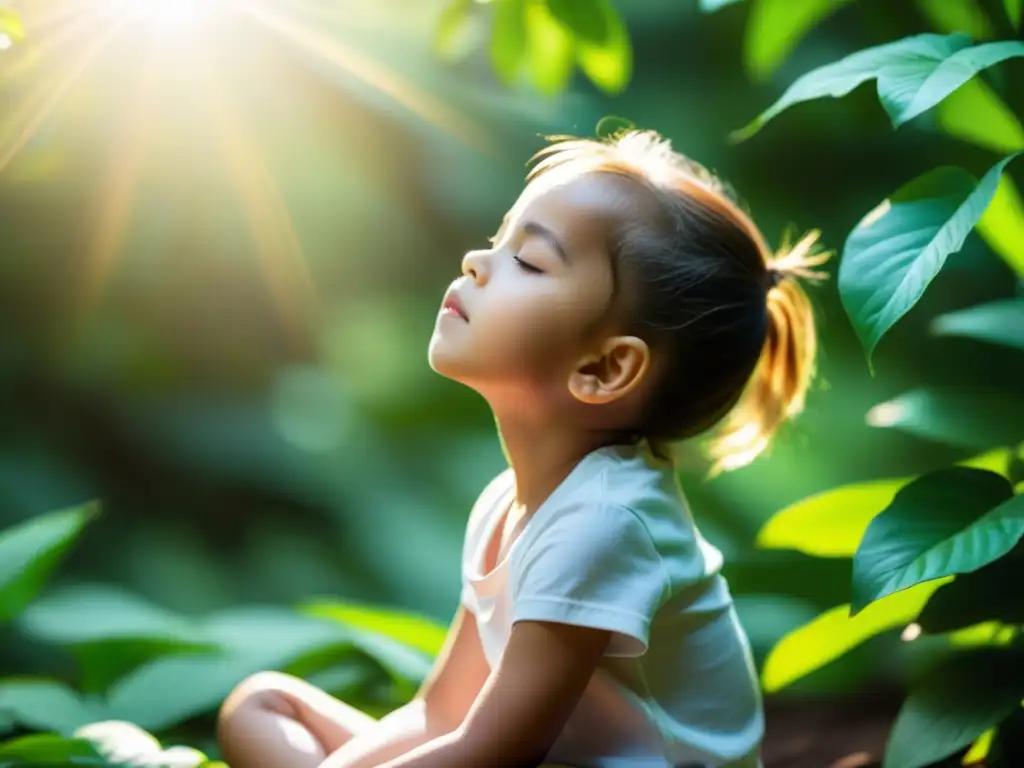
[522,447,722,585]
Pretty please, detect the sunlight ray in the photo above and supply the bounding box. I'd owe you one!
[203,70,320,345]
[0,2,118,87]
[0,10,131,174]
[75,34,157,316]
[235,0,496,155]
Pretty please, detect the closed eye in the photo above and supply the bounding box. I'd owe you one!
[514,256,543,274]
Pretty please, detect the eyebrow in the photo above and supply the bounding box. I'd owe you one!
[522,221,570,264]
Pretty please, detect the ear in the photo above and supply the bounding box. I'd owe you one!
[568,336,651,405]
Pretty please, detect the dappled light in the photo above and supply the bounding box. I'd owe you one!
[0,1,1022,767]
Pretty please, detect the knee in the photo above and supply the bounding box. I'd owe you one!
[218,671,298,739]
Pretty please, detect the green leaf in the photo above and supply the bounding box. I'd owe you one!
[20,584,205,646]
[0,503,98,622]
[524,0,575,96]
[756,478,908,558]
[0,680,104,735]
[866,387,1024,450]
[898,41,1024,125]
[839,155,1021,363]
[733,33,972,140]
[104,607,352,731]
[883,648,1024,768]
[851,467,1021,614]
[761,581,946,693]
[0,8,25,44]
[978,174,1024,276]
[743,0,852,82]
[434,0,480,63]
[932,299,1024,350]
[699,0,744,11]
[917,552,1024,634]
[490,0,528,85]
[935,77,1024,155]
[0,735,107,767]
[574,0,631,95]
[756,451,1012,558]
[545,0,608,45]
[19,584,219,693]
[303,601,448,657]
[1008,0,1022,30]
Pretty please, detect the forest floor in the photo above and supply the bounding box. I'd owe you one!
[762,696,899,768]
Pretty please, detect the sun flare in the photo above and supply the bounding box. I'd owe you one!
[0,0,484,327]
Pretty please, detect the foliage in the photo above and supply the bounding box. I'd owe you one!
[434,0,631,95]
[0,509,447,767]
[731,1,1024,765]
[430,0,1024,763]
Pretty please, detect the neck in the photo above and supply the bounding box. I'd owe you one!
[492,407,616,513]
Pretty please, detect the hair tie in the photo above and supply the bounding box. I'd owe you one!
[766,267,784,291]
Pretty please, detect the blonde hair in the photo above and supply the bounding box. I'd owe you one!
[527,130,830,472]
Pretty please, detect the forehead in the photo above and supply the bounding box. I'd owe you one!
[509,170,642,241]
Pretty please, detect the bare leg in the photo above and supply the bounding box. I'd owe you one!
[218,671,377,768]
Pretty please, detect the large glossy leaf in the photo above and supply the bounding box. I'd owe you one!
[19,584,219,693]
[932,299,1024,350]
[490,0,528,85]
[866,387,1024,449]
[524,0,574,96]
[851,468,1021,613]
[884,648,1024,768]
[735,35,1024,139]
[20,584,205,646]
[897,40,1024,124]
[742,0,852,82]
[733,33,972,140]
[917,552,1024,634]
[977,174,1024,276]
[761,581,946,693]
[839,155,1021,363]
[0,503,98,622]
[573,0,630,95]
[755,450,1011,558]
[0,680,104,735]
[756,478,907,558]
[105,607,352,730]
[0,735,108,767]
[304,600,448,657]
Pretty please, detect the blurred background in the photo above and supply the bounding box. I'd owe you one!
[0,0,1022,765]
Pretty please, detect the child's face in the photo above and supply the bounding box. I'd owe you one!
[428,171,629,407]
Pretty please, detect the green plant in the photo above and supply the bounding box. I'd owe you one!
[734,4,1024,767]
[434,0,632,96]
[0,505,448,768]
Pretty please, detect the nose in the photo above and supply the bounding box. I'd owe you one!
[462,249,490,284]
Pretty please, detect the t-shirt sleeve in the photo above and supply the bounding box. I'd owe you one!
[510,501,670,657]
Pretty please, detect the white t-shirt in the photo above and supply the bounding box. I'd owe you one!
[460,443,763,768]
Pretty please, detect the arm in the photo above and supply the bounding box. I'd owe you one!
[373,620,611,768]
[320,606,491,768]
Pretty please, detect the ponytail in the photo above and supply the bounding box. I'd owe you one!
[707,230,830,474]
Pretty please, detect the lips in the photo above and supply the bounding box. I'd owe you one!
[442,292,468,321]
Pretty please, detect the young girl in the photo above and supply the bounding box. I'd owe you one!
[217,129,828,768]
